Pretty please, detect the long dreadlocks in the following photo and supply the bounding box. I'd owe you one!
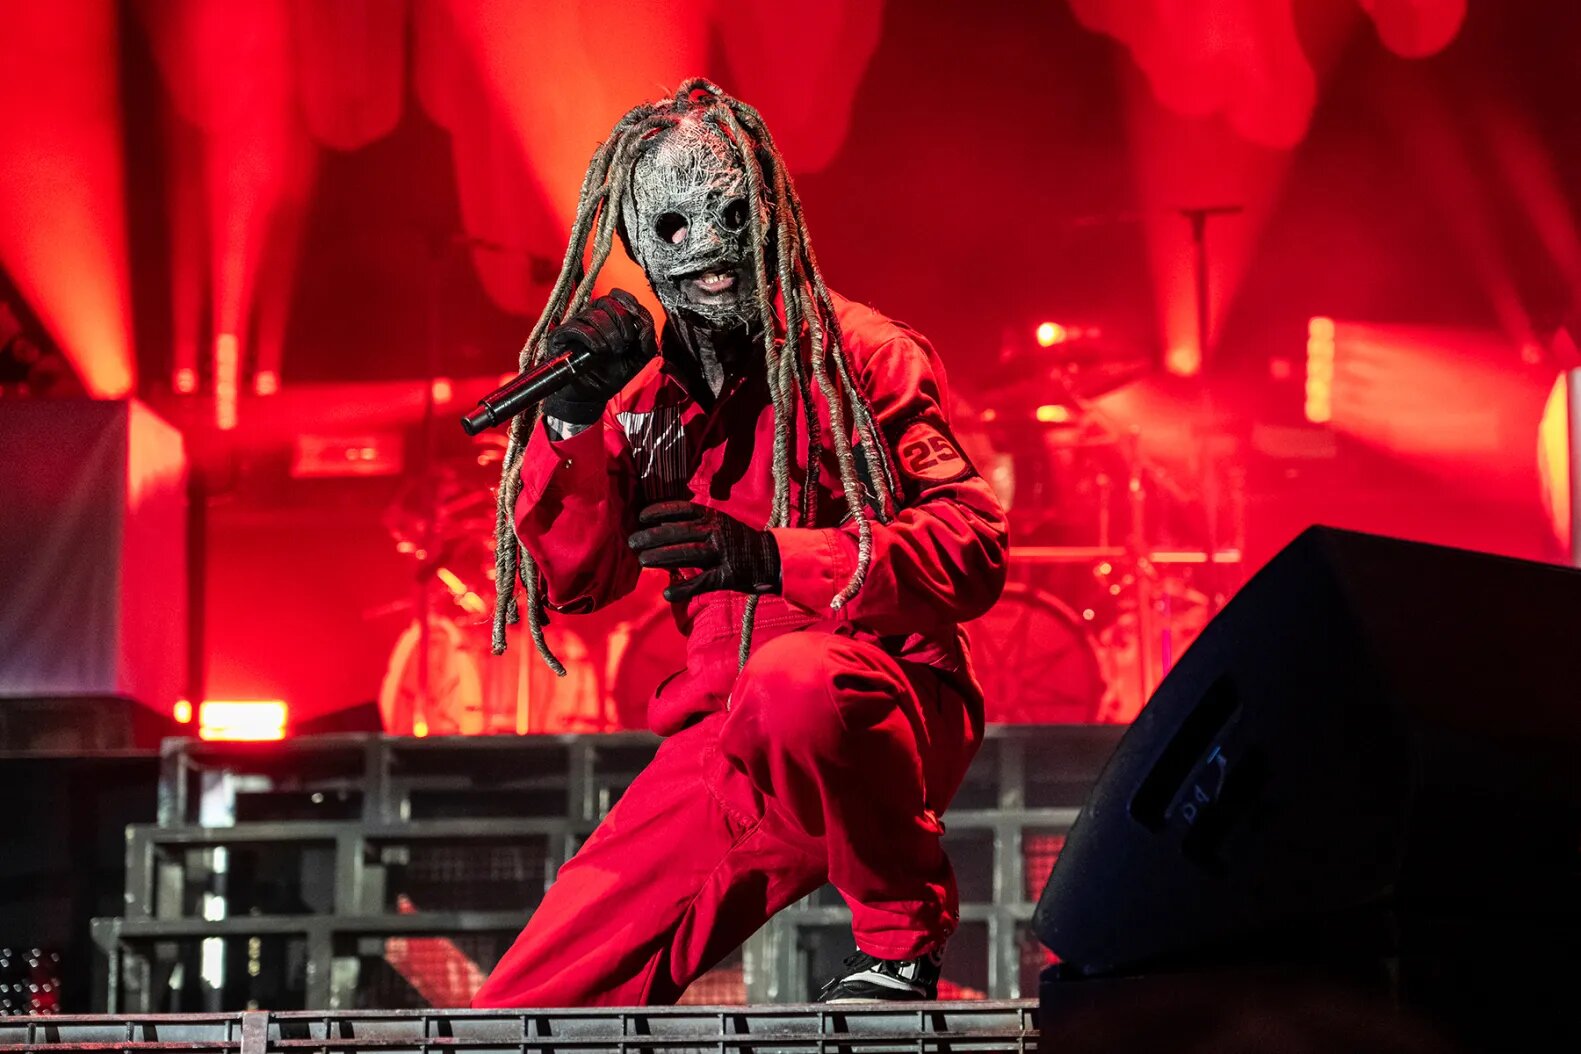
[490,79,899,673]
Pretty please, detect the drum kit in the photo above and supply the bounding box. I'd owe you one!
[959,324,1245,723]
[374,432,621,736]
[376,329,1244,734]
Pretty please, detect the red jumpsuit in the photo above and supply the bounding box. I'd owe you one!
[472,293,1008,1007]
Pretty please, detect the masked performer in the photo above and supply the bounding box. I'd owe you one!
[471,80,1007,1007]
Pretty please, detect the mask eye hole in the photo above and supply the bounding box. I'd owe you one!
[720,199,749,232]
[655,212,689,245]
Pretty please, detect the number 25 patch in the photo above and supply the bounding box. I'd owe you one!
[895,417,975,490]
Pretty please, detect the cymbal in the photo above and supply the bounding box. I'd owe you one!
[1058,360,1152,399]
[1039,342,1143,367]
[977,358,1151,405]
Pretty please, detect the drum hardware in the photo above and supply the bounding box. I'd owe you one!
[377,615,485,737]
[1002,367,1194,707]
[1122,428,1160,712]
[962,321,1248,720]
[1087,419,1241,710]
[964,584,1106,723]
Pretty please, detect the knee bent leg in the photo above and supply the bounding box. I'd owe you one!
[729,633,906,758]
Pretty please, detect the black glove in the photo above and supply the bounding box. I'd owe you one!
[628,501,782,602]
[543,289,657,425]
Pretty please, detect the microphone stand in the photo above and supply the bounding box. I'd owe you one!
[1179,204,1241,614]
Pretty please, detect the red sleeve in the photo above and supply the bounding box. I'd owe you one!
[512,415,641,614]
[769,333,1009,633]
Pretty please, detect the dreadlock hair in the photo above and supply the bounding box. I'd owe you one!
[490,78,900,673]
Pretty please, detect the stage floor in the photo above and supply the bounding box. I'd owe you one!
[0,1001,1039,1052]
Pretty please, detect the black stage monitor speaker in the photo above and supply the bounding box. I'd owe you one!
[1035,526,1581,1047]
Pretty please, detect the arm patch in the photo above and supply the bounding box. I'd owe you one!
[890,414,977,501]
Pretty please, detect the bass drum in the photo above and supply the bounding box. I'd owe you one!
[379,616,603,735]
[963,584,1106,724]
[378,615,486,736]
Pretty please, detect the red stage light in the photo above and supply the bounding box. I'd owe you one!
[431,377,454,405]
[1305,316,1335,424]
[1538,371,1573,552]
[0,0,136,398]
[1319,319,1547,509]
[254,370,279,396]
[198,700,288,741]
[173,699,193,724]
[1166,345,1202,377]
[1035,404,1073,424]
[1035,322,1068,347]
[214,333,239,431]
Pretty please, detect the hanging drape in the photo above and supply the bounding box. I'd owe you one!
[1069,0,1466,148]
[138,0,886,319]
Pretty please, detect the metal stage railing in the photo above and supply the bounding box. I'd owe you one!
[92,727,1121,1013]
[0,1002,1040,1053]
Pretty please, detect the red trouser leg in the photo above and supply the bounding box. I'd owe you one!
[471,631,980,1007]
[721,632,981,960]
[470,713,821,1007]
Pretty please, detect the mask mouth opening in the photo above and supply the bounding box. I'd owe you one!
[668,260,746,307]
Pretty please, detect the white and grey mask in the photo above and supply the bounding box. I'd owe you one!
[625,114,760,334]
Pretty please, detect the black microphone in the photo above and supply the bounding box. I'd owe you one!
[459,344,605,436]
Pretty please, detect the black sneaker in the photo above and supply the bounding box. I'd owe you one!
[816,946,945,1002]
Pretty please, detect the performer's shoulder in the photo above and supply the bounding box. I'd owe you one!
[829,290,935,361]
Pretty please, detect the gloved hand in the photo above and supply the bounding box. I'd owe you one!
[628,501,782,602]
[543,289,657,425]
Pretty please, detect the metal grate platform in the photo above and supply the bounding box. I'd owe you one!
[93,728,1119,1011]
[0,1001,1039,1053]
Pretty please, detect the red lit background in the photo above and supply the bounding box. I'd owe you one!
[3,0,1577,727]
